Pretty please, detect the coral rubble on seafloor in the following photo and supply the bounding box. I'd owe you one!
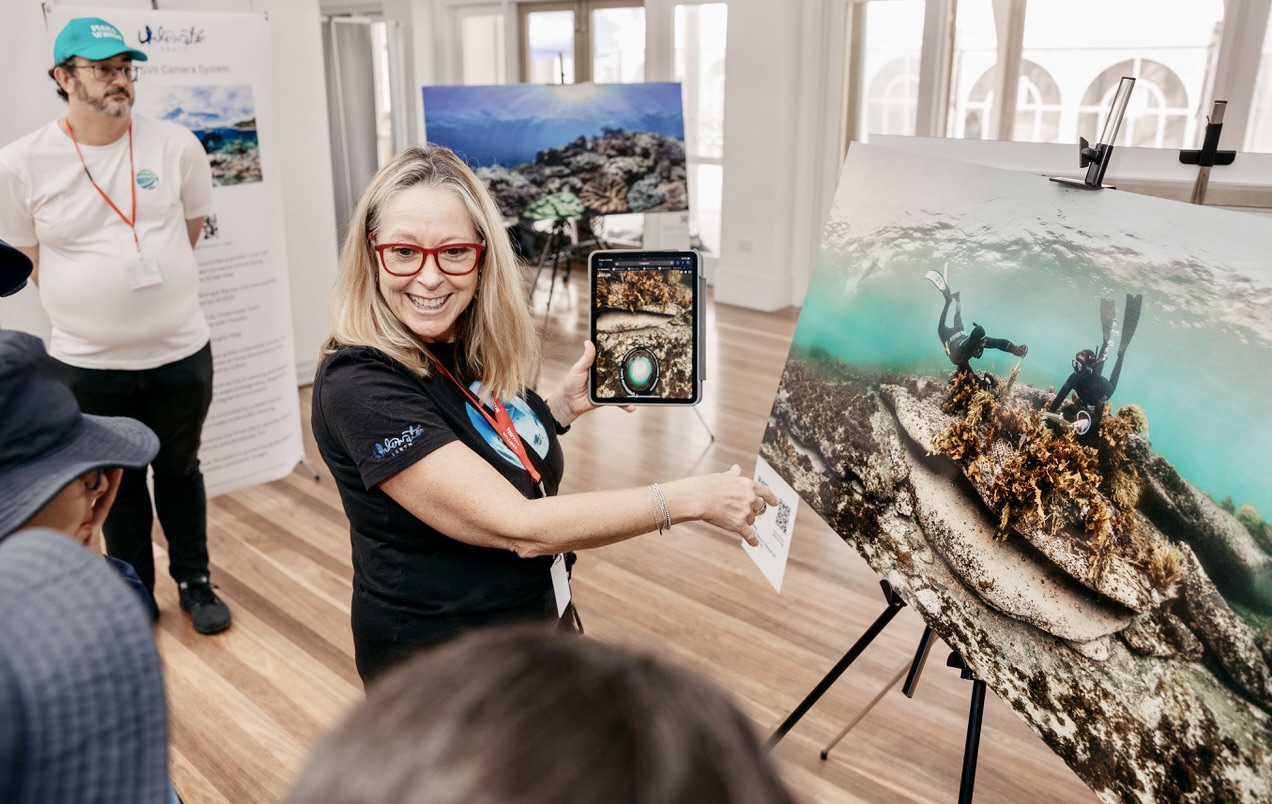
[760,348,1272,802]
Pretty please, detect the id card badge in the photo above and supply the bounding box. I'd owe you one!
[124,249,163,290]
[550,553,571,617]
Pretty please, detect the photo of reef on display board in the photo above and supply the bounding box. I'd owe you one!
[141,85,262,186]
[421,82,687,220]
[760,143,1272,801]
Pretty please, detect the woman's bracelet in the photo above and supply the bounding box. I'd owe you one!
[648,483,671,534]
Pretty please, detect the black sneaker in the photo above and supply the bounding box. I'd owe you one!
[178,577,232,635]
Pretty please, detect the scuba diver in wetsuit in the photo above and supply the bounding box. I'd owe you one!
[926,265,1028,386]
[1047,293,1142,438]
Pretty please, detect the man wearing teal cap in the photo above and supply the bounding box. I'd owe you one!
[0,16,231,636]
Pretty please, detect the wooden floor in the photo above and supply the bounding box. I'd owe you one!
[154,265,1100,803]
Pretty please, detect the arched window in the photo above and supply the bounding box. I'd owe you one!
[867,55,921,136]
[1078,60,1192,148]
[962,59,1062,141]
[1014,61,1063,142]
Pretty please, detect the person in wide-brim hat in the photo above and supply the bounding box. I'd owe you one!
[0,329,158,540]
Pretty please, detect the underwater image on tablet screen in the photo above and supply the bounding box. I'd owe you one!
[590,251,700,405]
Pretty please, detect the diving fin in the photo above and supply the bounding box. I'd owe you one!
[1098,297,1116,362]
[1118,293,1143,356]
[924,262,951,299]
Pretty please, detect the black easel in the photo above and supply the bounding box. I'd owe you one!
[768,580,988,802]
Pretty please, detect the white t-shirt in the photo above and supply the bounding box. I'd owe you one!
[0,114,215,369]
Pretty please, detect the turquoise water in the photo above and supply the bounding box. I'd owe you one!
[790,240,1272,520]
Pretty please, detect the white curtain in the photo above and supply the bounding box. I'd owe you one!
[322,17,381,245]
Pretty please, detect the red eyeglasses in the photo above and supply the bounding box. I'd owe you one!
[371,239,486,277]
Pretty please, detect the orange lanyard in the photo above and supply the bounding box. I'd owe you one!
[65,118,139,250]
[427,353,546,497]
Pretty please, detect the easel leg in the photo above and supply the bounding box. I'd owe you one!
[296,457,320,482]
[903,624,935,697]
[684,407,717,472]
[767,580,905,750]
[533,220,567,309]
[820,662,908,759]
[532,226,555,292]
[948,652,986,804]
[545,239,563,313]
[820,623,934,759]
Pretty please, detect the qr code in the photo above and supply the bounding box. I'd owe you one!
[774,500,792,535]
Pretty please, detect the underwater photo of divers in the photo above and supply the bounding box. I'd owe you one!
[761,144,1272,802]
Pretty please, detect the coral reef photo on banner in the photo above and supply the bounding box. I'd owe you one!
[421,82,687,220]
[141,84,261,186]
[760,143,1272,801]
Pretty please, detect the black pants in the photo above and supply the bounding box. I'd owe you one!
[51,342,214,594]
[352,592,569,686]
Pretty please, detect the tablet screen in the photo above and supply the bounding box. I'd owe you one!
[588,250,703,405]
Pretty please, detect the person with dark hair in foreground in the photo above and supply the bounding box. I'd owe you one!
[284,625,795,804]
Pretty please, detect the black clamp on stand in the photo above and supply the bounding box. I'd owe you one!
[1179,100,1236,205]
[768,580,989,802]
[1051,76,1136,191]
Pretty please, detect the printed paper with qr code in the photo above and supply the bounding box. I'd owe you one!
[742,456,799,592]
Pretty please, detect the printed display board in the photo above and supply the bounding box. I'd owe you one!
[760,142,1272,802]
[422,82,688,221]
[44,7,302,497]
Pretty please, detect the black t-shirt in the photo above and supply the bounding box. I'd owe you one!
[311,343,564,679]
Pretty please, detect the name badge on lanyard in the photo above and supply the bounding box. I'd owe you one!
[125,245,163,290]
[550,553,571,616]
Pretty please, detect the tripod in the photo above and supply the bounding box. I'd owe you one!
[532,217,576,314]
[767,580,987,802]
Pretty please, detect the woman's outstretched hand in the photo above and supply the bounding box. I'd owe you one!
[692,464,780,546]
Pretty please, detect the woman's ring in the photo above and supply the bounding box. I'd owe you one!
[754,502,767,516]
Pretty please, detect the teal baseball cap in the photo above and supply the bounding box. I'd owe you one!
[53,17,148,64]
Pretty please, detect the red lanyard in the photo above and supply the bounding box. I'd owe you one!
[65,118,139,250]
[427,353,546,496]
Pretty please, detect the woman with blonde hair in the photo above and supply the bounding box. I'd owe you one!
[312,144,776,683]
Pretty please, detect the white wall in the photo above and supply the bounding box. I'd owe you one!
[0,0,340,381]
